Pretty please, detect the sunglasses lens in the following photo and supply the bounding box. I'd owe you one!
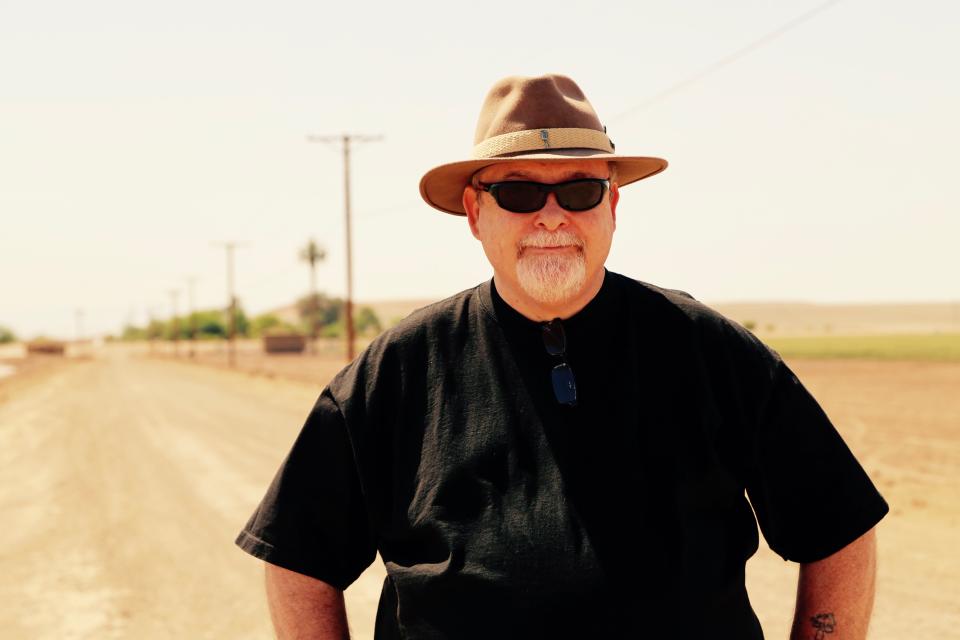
[485,179,607,213]
[541,319,576,406]
[557,181,605,211]
[492,182,546,213]
[541,320,566,356]
[551,364,577,406]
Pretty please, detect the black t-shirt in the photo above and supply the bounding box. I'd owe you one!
[236,271,888,639]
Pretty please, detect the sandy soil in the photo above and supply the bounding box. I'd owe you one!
[0,348,957,638]
[710,301,960,336]
[0,347,385,639]
[745,359,960,638]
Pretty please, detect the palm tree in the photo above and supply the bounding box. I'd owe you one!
[299,239,326,350]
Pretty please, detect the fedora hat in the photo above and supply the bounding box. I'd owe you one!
[419,74,667,216]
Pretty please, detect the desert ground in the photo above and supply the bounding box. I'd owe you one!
[0,343,957,639]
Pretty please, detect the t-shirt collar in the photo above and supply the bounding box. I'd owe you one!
[481,269,616,333]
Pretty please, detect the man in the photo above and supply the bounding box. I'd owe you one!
[236,75,888,639]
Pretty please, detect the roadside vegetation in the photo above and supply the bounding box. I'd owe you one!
[0,326,16,344]
[115,294,383,343]
[114,239,383,344]
[766,333,960,362]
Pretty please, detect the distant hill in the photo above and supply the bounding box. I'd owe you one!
[268,298,960,336]
[265,298,437,329]
[362,299,439,326]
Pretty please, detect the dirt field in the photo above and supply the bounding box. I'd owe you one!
[0,347,957,639]
[710,301,960,336]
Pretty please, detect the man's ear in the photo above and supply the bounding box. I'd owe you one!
[463,186,482,240]
[609,182,620,228]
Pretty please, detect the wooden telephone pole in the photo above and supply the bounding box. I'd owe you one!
[213,242,246,367]
[185,276,198,358]
[167,289,180,356]
[307,133,382,361]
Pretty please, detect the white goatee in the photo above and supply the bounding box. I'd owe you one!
[515,230,587,305]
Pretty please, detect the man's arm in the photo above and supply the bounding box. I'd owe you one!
[789,527,878,640]
[265,562,350,640]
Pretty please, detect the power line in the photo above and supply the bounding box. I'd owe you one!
[609,0,845,123]
[74,308,84,343]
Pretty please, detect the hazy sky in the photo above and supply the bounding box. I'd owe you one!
[1,0,957,338]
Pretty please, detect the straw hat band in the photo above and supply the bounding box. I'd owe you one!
[472,127,614,159]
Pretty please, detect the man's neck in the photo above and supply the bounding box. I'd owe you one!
[492,268,607,322]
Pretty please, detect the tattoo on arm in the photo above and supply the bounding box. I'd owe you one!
[810,613,836,639]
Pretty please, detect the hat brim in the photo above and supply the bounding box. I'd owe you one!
[419,149,668,216]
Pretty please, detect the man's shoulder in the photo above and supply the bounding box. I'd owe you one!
[378,283,485,346]
[611,272,729,329]
[610,272,776,361]
[348,283,485,366]
[326,284,485,406]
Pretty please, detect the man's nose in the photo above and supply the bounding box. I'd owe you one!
[534,194,568,230]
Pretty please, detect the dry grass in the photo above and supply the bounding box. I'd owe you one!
[766,333,960,361]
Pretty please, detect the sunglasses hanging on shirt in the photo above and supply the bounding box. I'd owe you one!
[541,319,577,407]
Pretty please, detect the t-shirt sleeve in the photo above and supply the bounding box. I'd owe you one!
[234,387,376,590]
[744,359,889,563]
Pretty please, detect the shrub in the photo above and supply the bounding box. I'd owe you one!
[0,325,17,344]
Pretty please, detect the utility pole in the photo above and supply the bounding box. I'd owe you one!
[213,242,246,367]
[74,308,84,342]
[185,276,198,358]
[147,306,158,355]
[74,308,84,357]
[307,133,382,362]
[168,289,180,357]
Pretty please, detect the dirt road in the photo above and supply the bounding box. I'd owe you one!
[1,350,957,638]
[0,349,386,639]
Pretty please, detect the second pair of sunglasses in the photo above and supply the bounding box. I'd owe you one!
[476,178,610,214]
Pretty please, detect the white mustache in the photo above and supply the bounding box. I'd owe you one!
[518,230,585,251]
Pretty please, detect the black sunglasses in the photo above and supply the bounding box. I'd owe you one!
[476,178,610,214]
[541,319,577,406]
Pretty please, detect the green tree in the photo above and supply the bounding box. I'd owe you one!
[251,313,281,337]
[231,305,250,338]
[0,325,17,344]
[146,319,166,340]
[299,239,326,342]
[354,306,382,336]
[297,293,343,334]
[250,313,301,337]
[299,239,327,302]
[320,321,344,338]
[121,324,147,341]
[117,309,234,341]
[194,310,226,338]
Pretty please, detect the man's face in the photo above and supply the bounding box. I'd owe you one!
[463,159,619,310]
